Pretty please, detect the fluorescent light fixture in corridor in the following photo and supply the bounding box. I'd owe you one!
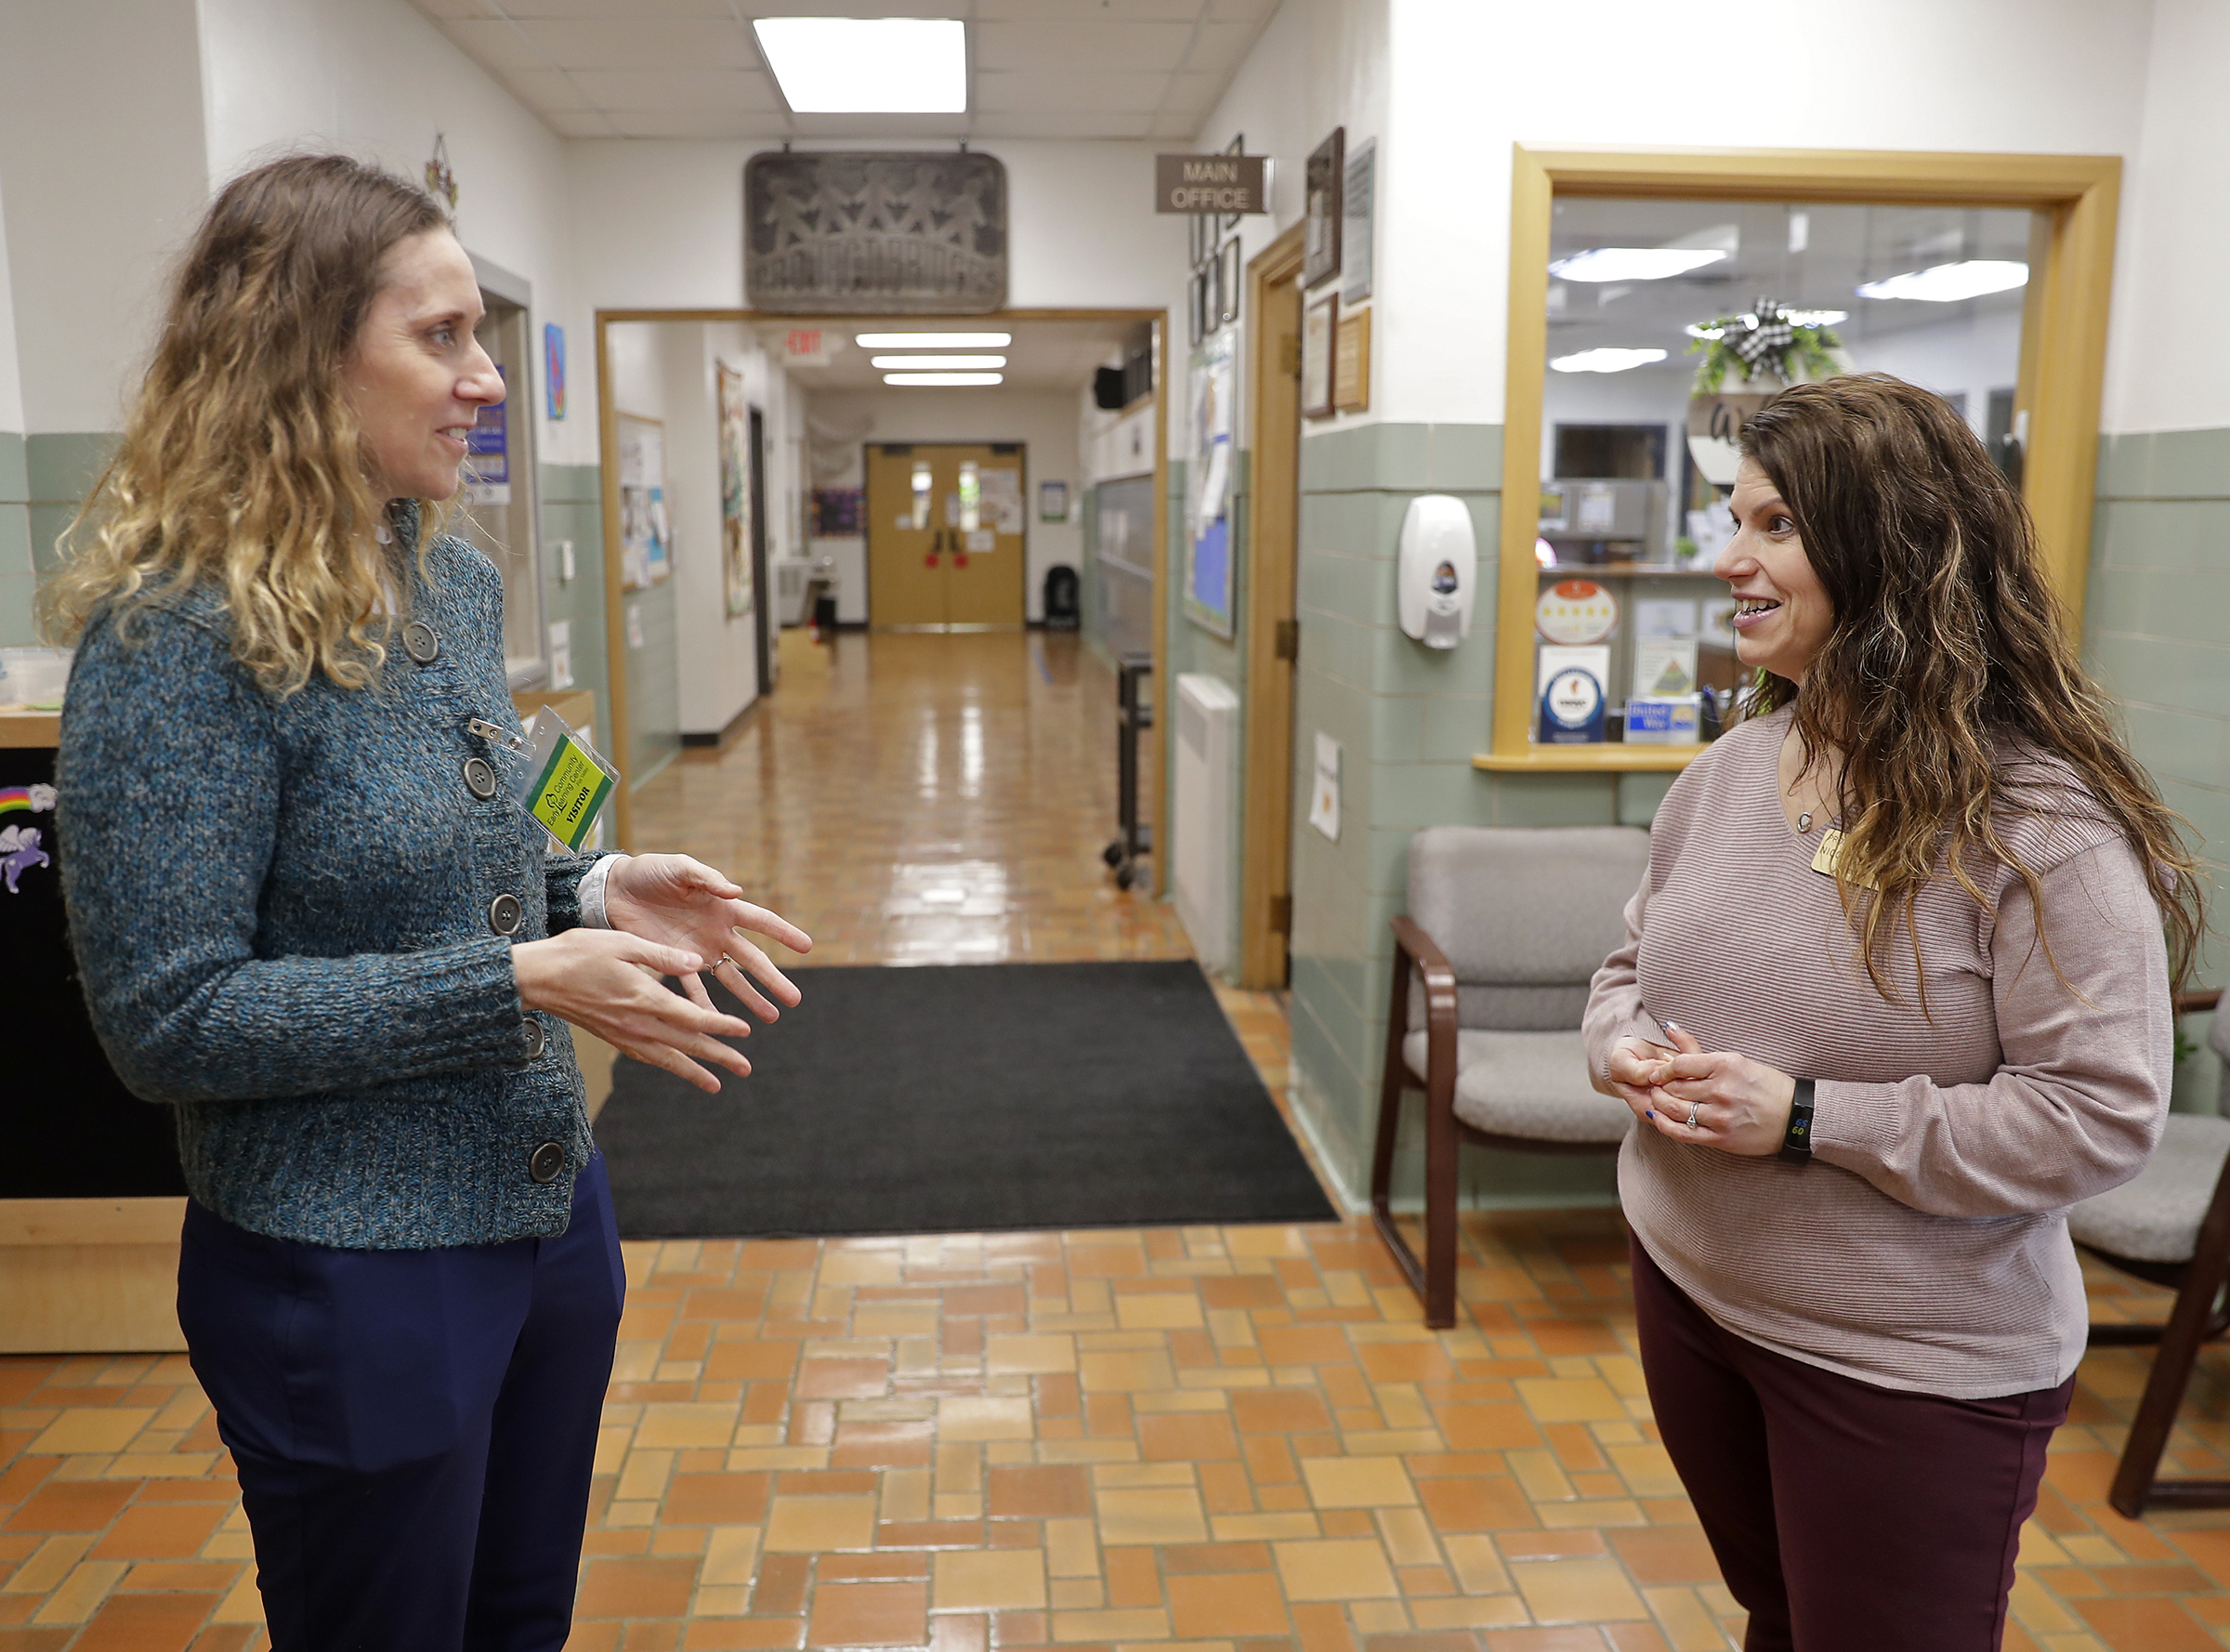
[870,355,1007,370]
[754,18,967,113]
[857,332,1011,348]
[1856,260,2028,302]
[1548,247,1728,282]
[1549,347,1669,374]
[884,372,1004,387]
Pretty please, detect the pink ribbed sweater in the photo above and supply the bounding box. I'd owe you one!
[1584,706,2171,1398]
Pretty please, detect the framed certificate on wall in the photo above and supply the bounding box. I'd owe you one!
[1302,289,1337,418]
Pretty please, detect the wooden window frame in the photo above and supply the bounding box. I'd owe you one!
[1479,144,2121,773]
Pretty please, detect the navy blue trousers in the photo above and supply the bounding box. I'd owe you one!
[177,1156,624,1652]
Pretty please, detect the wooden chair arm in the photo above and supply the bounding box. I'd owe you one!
[2177,988,2223,1016]
[1390,916,1461,1082]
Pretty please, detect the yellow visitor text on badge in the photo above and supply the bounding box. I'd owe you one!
[530,736,613,851]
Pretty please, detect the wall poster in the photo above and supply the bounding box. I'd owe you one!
[1184,326,1239,640]
[744,151,1007,314]
[617,413,670,591]
[716,364,755,620]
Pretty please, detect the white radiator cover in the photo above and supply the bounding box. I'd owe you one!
[1172,673,1240,974]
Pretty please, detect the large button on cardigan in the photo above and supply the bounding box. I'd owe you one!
[58,520,609,1249]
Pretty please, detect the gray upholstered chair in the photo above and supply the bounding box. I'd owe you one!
[2068,988,2230,1516]
[1371,825,1651,1328]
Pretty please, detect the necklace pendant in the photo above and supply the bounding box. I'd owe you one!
[1797,812,1813,833]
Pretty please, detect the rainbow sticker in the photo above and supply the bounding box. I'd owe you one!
[0,785,54,815]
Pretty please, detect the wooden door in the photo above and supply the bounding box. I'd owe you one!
[865,442,1028,630]
[865,444,948,628]
[946,443,1027,628]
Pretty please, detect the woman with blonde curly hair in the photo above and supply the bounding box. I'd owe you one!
[54,154,808,1648]
[1586,374,2201,1650]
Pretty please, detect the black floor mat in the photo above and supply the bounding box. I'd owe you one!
[593,960,1339,1239]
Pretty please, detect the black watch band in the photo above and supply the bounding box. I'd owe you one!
[1779,1079,1816,1163]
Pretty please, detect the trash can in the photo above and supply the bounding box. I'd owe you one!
[1043,565,1081,631]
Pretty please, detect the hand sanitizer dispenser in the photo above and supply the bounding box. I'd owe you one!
[1397,494,1476,649]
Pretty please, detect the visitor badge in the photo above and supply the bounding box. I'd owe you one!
[523,706,619,852]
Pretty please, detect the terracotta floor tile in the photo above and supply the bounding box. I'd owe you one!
[934,1549,1047,1611]
[2074,1595,2218,1651]
[1301,1458,1417,1510]
[1605,1527,1720,1586]
[67,1591,216,1652]
[1139,1414,1240,1463]
[88,1504,226,1560]
[765,1496,878,1553]
[1095,1488,1208,1545]
[663,1473,771,1526]
[1415,1476,1537,1534]
[1167,1570,1291,1635]
[1273,1538,1399,1602]
[806,1580,927,1647]
[574,1556,698,1619]
[989,1466,1094,1519]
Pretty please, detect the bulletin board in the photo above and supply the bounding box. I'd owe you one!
[1184,325,1239,640]
[617,413,670,591]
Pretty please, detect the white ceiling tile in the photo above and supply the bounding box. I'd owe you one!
[490,69,595,112]
[969,110,1155,138]
[601,108,793,138]
[571,68,785,111]
[1173,20,1261,74]
[969,0,1206,19]
[540,109,624,137]
[494,0,735,14]
[409,0,502,19]
[972,21,1198,73]
[782,111,973,140]
[972,69,1165,113]
[432,18,551,70]
[1204,0,1281,20]
[518,16,756,69]
[730,0,973,16]
[1149,109,1202,138]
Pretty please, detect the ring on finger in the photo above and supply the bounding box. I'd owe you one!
[1685,1103,1700,1130]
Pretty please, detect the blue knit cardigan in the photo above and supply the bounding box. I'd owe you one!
[59,517,605,1249]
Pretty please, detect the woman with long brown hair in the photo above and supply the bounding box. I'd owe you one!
[1586,374,2199,1650]
[53,154,807,1647]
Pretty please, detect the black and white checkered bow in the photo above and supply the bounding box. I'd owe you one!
[1727,299,1794,374]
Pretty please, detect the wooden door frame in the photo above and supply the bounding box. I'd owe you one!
[595,307,1165,851]
[1484,144,2121,770]
[1238,223,1307,988]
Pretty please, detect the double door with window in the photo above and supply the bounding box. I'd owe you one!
[864,442,1027,629]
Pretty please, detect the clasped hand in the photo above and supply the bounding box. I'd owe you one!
[513,853,813,1094]
[1602,1025,1795,1158]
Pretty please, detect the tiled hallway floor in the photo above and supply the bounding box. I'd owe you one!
[7,631,2230,1651]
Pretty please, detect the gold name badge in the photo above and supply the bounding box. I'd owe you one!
[1810,828,1880,889]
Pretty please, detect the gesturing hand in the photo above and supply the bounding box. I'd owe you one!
[1621,1024,1796,1158]
[602,854,813,1021]
[513,929,756,1094]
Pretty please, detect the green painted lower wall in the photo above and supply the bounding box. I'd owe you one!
[536,463,614,765]
[2086,427,2230,1114]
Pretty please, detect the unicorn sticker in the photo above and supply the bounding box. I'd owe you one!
[0,824,48,893]
[0,782,57,892]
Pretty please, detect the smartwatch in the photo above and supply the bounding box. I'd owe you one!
[1779,1080,1816,1164]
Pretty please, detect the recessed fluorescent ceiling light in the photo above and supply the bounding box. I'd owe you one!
[1856,260,2028,302]
[884,372,1004,387]
[857,332,1010,347]
[754,17,966,114]
[1550,347,1668,374]
[1548,247,1727,282]
[1684,308,1847,340]
[870,354,1006,370]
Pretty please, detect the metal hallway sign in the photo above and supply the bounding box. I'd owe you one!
[744,151,1008,315]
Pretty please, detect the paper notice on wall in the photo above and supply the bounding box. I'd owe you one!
[1633,637,1699,697]
[1307,730,1342,842]
[549,620,573,689]
[1634,598,1699,638]
[966,530,994,552]
[980,468,1023,533]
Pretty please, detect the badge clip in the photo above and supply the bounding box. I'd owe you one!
[466,716,530,758]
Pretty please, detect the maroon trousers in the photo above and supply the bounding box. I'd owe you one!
[1629,1239,2070,1652]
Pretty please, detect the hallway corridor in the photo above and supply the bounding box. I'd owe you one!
[5,634,2230,1651]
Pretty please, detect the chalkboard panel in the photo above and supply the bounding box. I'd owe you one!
[0,743,186,1198]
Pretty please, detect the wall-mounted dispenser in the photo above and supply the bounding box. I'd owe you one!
[1397,493,1476,649]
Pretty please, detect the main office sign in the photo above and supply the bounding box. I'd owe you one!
[1155,153,1269,215]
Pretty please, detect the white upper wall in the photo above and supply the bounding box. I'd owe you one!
[0,0,211,434]
[2105,0,2230,432]
[1188,0,1393,446]
[198,0,590,463]
[0,167,23,436]
[1382,0,2157,428]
